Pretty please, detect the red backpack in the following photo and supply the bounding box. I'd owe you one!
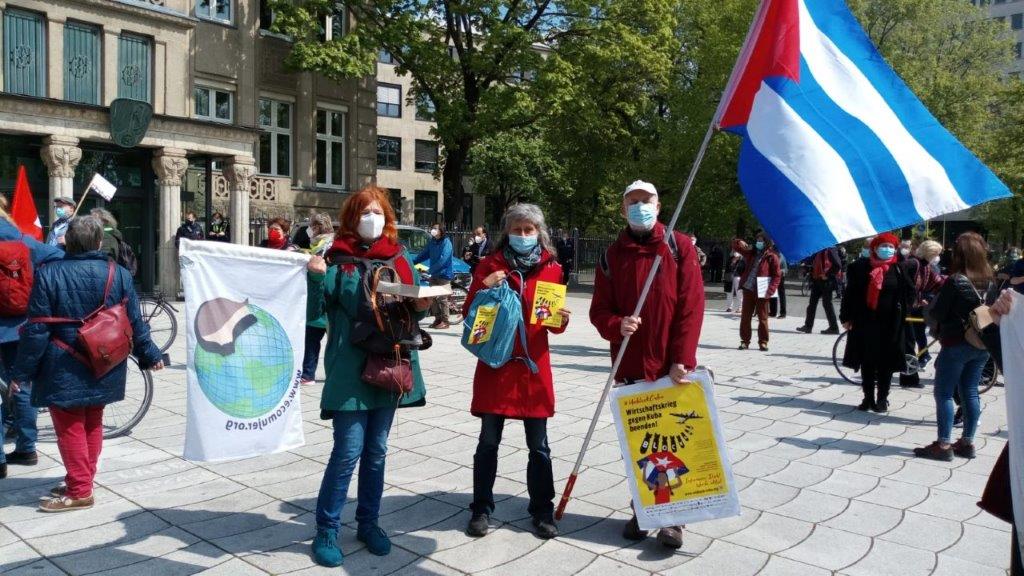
[0,239,33,317]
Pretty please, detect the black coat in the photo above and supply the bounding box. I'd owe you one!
[840,258,915,373]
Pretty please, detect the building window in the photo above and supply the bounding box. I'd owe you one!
[316,108,346,188]
[1014,13,1023,30]
[194,86,233,123]
[320,2,347,41]
[377,83,401,118]
[3,9,46,97]
[388,188,403,221]
[118,33,152,103]
[258,98,292,177]
[377,136,401,170]
[415,94,435,121]
[379,50,396,64]
[415,140,439,172]
[259,0,274,30]
[197,0,232,23]
[414,190,438,227]
[1016,42,1023,60]
[64,22,101,105]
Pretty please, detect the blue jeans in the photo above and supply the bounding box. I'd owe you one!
[471,415,554,518]
[934,343,988,443]
[302,326,327,381]
[315,407,396,531]
[1,341,37,463]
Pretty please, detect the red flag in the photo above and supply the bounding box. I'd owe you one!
[10,165,43,240]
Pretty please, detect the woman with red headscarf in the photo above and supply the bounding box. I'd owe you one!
[839,232,915,412]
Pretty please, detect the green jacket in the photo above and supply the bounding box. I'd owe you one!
[306,258,426,414]
[100,227,122,262]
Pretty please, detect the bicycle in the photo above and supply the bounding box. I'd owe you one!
[139,291,179,353]
[28,355,154,441]
[832,318,999,393]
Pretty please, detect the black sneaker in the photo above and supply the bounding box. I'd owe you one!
[622,515,648,541]
[821,327,840,335]
[857,399,874,411]
[5,451,38,466]
[758,343,769,352]
[738,343,749,350]
[796,325,812,334]
[466,513,489,537]
[532,516,558,539]
[872,400,889,413]
[914,441,953,462]
[951,439,976,459]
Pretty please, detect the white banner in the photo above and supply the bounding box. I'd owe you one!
[180,239,309,462]
[88,173,117,201]
[1001,291,1024,562]
[609,368,740,530]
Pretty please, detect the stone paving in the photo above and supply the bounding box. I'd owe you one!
[0,289,1013,575]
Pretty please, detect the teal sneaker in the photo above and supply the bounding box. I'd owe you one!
[357,524,392,556]
[312,528,343,567]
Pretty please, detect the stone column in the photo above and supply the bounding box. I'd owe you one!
[39,136,83,209]
[224,156,256,245]
[152,148,189,295]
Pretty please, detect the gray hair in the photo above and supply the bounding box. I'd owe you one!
[90,207,117,229]
[310,212,333,235]
[65,215,103,255]
[497,203,556,255]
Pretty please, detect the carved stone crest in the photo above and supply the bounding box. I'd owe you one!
[109,98,153,148]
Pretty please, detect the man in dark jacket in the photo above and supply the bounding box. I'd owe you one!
[462,226,490,273]
[590,179,705,550]
[797,246,843,334]
[10,215,164,511]
[175,212,204,248]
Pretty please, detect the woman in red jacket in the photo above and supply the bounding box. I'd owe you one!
[462,203,570,541]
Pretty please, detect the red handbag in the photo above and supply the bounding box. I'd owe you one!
[32,261,134,378]
[362,349,413,394]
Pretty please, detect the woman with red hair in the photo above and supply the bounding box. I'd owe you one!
[840,232,915,412]
[304,186,430,567]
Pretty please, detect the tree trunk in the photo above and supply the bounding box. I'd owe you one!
[443,144,470,228]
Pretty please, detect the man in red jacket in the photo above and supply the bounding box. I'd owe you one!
[732,231,782,351]
[590,179,705,549]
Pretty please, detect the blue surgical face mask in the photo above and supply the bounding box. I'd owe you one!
[755,240,765,251]
[875,246,896,260]
[55,207,68,219]
[860,248,870,258]
[627,202,658,231]
[508,233,538,253]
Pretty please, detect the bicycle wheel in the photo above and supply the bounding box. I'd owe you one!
[448,285,468,324]
[832,331,858,385]
[980,357,999,394]
[141,297,178,353]
[103,356,154,439]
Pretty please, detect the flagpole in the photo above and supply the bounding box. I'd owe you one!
[555,120,718,521]
[71,185,92,217]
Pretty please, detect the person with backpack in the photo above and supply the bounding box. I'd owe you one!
[414,223,454,329]
[797,246,843,334]
[304,186,432,568]
[0,200,64,479]
[914,232,997,461]
[8,215,164,510]
[463,203,570,541]
[589,180,705,549]
[90,208,137,277]
[733,231,782,351]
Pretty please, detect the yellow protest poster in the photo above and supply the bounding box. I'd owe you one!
[530,281,566,327]
[468,303,499,344]
[609,369,740,530]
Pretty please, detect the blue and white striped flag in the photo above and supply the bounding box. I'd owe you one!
[716,0,1012,261]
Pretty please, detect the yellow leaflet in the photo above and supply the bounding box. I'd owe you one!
[530,281,566,328]
[469,303,499,344]
[615,382,728,507]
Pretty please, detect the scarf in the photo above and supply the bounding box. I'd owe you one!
[866,254,897,310]
[325,234,414,283]
[504,243,543,274]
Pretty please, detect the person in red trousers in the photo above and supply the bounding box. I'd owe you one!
[590,179,705,549]
[9,215,164,512]
[732,231,782,351]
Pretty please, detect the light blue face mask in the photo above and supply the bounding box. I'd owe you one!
[755,240,765,251]
[875,245,896,260]
[627,202,658,230]
[508,234,538,253]
[55,207,68,219]
[860,248,870,258]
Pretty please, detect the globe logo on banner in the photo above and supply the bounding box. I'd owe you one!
[193,297,294,419]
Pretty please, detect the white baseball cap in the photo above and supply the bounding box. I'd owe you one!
[623,180,658,197]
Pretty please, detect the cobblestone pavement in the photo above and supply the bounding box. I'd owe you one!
[0,290,1012,575]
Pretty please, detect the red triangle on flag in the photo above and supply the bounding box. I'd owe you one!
[10,165,43,241]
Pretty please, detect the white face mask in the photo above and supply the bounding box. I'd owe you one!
[358,213,385,241]
[430,228,440,238]
[474,235,484,244]
[930,256,940,265]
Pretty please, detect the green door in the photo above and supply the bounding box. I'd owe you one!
[64,22,101,105]
[3,9,46,97]
[117,33,151,103]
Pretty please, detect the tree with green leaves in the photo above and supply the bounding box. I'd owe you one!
[268,0,682,226]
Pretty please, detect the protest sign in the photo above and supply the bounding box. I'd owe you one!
[609,369,740,530]
[530,281,566,327]
[180,240,308,462]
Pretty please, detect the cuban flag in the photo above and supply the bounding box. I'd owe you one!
[715,0,1012,261]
